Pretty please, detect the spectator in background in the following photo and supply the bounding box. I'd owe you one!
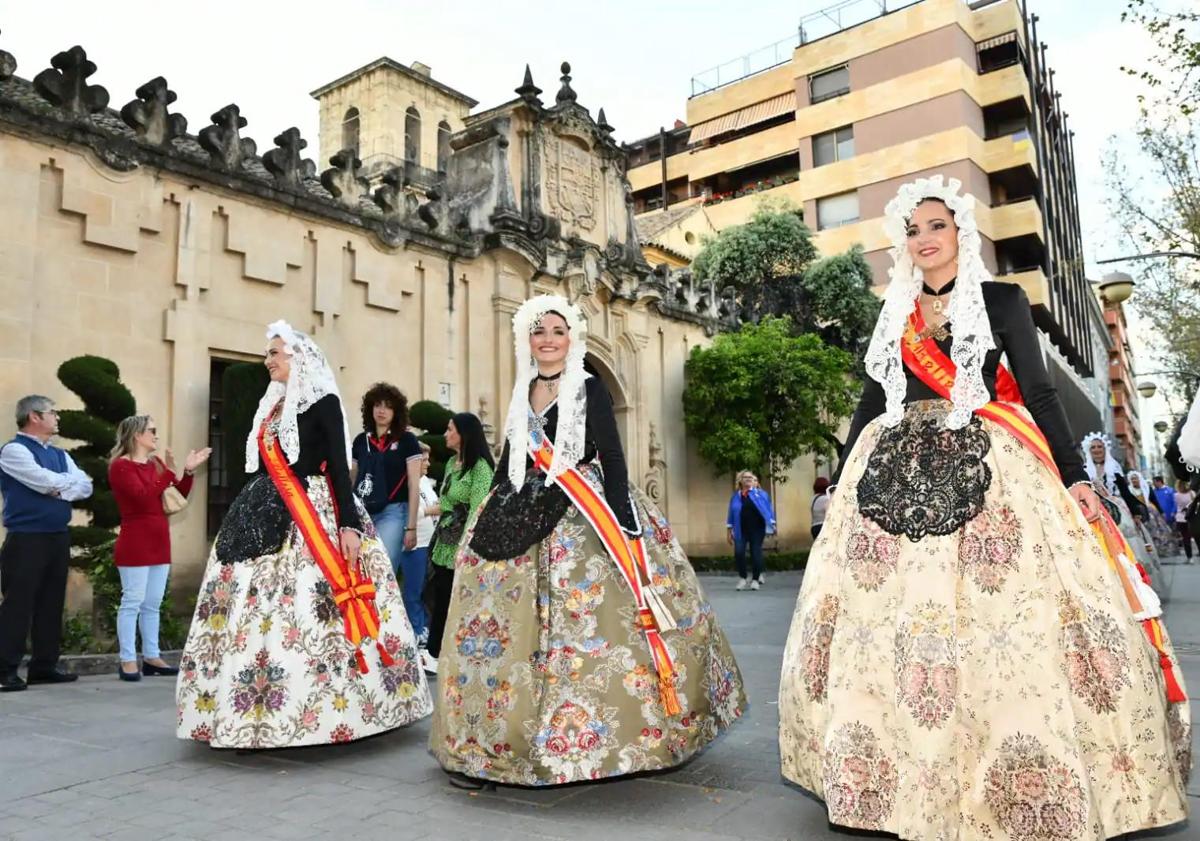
[108,415,210,681]
[1175,479,1197,563]
[423,413,494,674]
[810,477,831,541]
[396,441,437,649]
[351,383,423,572]
[726,470,776,591]
[0,396,93,692]
[1153,475,1177,523]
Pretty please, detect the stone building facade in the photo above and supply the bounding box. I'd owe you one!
[0,45,817,606]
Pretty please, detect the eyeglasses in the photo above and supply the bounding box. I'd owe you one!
[146,428,158,435]
[37,409,59,417]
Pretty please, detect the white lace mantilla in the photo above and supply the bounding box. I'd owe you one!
[866,175,996,430]
[1081,431,1123,494]
[504,295,589,489]
[244,320,352,473]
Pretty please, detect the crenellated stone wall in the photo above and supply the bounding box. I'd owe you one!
[0,40,817,610]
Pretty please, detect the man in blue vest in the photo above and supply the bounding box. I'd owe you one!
[0,395,93,691]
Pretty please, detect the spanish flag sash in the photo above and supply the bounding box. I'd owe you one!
[901,305,1184,702]
[528,428,683,716]
[259,417,394,675]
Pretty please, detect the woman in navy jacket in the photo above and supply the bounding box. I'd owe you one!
[726,470,776,590]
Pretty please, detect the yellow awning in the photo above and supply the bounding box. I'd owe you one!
[688,92,795,144]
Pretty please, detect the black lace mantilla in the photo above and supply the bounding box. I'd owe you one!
[857,409,992,541]
[215,474,293,563]
[468,470,572,561]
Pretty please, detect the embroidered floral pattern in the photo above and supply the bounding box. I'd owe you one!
[984,734,1087,840]
[177,476,432,748]
[532,700,616,781]
[842,518,900,592]
[454,611,511,664]
[799,596,839,702]
[1058,595,1131,715]
[895,603,957,729]
[821,722,899,830]
[857,407,991,541]
[959,505,1023,594]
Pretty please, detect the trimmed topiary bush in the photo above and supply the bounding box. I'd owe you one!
[410,400,453,435]
[220,362,270,497]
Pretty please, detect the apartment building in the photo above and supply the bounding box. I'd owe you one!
[627,0,1101,401]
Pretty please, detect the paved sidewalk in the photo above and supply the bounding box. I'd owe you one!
[0,570,1196,841]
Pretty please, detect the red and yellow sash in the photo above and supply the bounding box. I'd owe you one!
[901,304,1185,703]
[529,432,682,716]
[259,418,394,674]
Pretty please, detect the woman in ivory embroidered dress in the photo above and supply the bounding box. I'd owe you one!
[1128,470,1181,559]
[777,176,1190,840]
[1081,432,1164,590]
[429,295,745,788]
[176,321,432,748]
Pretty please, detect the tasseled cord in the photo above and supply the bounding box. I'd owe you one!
[353,643,396,676]
[656,663,682,717]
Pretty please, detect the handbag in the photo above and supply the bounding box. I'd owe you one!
[162,484,188,515]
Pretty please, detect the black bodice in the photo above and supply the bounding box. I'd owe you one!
[836,282,1088,488]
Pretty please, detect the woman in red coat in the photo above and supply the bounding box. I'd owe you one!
[108,415,210,681]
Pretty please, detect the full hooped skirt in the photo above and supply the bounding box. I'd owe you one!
[779,400,1190,840]
[176,476,433,748]
[430,471,746,785]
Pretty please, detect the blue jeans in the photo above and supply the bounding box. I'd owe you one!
[117,564,169,661]
[395,546,429,637]
[371,501,408,573]
[734,529,765,581]
[370,502,426,634]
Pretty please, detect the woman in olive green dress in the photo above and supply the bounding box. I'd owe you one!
[429,294,745,788]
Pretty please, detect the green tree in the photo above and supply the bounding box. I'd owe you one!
[682,317,857,483]
[692,200,817,292]
[1122,1,1200,115]
[690,202,881,361]
[55,356,134,640]
[410,399,454,484]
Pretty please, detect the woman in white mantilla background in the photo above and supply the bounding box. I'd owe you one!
[1082,431,1164,587]
[430,295,745,788]
[777,176,1190,840]
[176,321,432,749]
[1127,469,1182,558]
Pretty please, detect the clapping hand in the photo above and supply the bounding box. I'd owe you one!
[184,448,213,473]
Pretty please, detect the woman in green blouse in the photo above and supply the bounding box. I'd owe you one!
[423,412,494,674]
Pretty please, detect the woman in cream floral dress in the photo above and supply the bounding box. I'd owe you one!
[176,321,432,749]
[778,177,1190,840]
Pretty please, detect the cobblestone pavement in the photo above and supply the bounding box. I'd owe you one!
[0,570,1196,841]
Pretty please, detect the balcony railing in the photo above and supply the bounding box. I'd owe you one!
[691,0,998,97]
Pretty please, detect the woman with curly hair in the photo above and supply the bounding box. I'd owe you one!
[350,382,427,644]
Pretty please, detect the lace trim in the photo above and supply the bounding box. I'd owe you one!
[1080,431,1122,495]
[244,320,352,473]
[503,295,589,490]
[866,175,996,430]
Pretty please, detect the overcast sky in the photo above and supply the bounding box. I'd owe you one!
[0,0,1176,430]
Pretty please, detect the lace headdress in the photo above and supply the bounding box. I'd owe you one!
[503,295,589,489]
[1126,470,1151,507]
[865,175,996,429]
[244,320,352,473]
[1081,431,1123,494]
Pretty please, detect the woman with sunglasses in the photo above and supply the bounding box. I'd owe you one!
[108,415,210,681]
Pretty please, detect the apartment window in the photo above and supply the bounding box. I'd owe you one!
[816,191,860,230]
[342,107,360,156]
[437,120,451,173]
[813,125,854,166]
[809,65,849,104]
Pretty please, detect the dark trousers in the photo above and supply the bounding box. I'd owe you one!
[425,563,455,659]
[1179,522,1196,560]
[734,528,765,581]
[0,531,71,673]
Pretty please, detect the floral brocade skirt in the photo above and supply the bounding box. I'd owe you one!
[778,400,1191,840]
[176,477,433,748]
[429,469,746,785]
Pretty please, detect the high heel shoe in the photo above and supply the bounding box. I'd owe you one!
[142,661,179,677]
[117,665,141,682]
